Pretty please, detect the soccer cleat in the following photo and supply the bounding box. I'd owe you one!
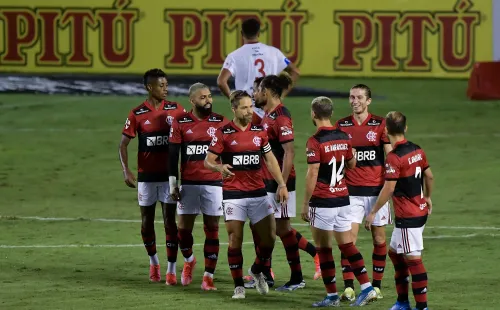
[340,287,356,302]
[165,272,177,286]
[412,308,428,310]
[181,257,196,286]
[374,287,384,299]
[149,265,161,282]
[247,267,269,295]
[275,280,306,291]
[244,268,275,281]
[350,286,377,306]
[389,300,411,310]
[313,254,322,280]
[312,295,341,307]
[201,276,217,291]
[232,286,246,299]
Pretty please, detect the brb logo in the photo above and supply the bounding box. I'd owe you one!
[232,154,260,166]
[186,144,209,155]
[146,136,168,146]
[207,126,216,137]
[356,150,376,161]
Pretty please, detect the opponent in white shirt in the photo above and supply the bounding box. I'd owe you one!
[217,18,300,121]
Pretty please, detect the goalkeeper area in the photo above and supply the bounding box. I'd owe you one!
[0,77,499,310]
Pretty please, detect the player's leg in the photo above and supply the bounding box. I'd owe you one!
[334,206,377,306]
[367,197,391,299]
[308,205,340,307]
[176,185,201,286]
[388,228,411,310]
[402,227,427,310]
[138,182,160,282]
[222,199,247,299]
[244,222,274,288]
[199,185,223,291]
[159,182,179,285]
[248,196,276,296]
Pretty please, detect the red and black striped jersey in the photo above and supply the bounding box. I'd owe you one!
[169,111,229,186]
[336,114,390,196]
[208,122,272,200]
[260,103,296,192]
[385,139,430,228]
[306,126,353,208]
[122,100,185,182]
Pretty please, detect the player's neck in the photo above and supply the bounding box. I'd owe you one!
[352,111,369,125]
[389,134,406,147]
[264,98,281,113]
[147,97,163,110]
[315,119,333,128]
[233,118,250,131]
[243,38,259,44]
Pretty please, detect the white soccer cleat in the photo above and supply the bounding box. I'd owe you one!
[232,286,246,299]
[248,267,269,295]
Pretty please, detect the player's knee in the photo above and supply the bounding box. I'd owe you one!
[228,231,243,247]
[372,233,386,245]
[403,251,422,260]
[275,222,291,238]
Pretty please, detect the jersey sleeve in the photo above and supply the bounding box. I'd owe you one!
[169,120,182,144]
[222,54,236,76]
[306,137,321,164]
[380,119,390,144]
[261,131,272,154]
[346,138,354,161]
[275,48,291,73]
[276,115,294,144]
[208,128,224,155]
[122,111,137,139]
[384,153,401,180]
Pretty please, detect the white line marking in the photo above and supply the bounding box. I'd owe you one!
[0,97,84,110]
[2,215,500,231]
[1,233,497,249]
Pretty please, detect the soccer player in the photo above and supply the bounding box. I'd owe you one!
[204,90,289,299]
[301,96,377,307]
[365,111,433,310]
[168,83,229,290]
[217,17,300,124]
[335,84,393,301]
[250,74,318,291]
[119,69,186,284]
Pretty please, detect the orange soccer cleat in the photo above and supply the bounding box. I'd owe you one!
[181,257,197,286]
[165,272,177,286]
[149,265,161,282]
[201,276,217,291]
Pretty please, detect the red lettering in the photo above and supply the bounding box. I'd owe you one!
[165,12,203,68]
[372,13,400,70]
[61,10,96,65]
[0,9,37,65]
[334,13,374,70]
[36,9,63,65]
[202,13,227,68]
[398,14,436,71]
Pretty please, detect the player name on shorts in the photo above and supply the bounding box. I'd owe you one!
[324,143,349,153]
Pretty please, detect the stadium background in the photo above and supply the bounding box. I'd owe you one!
[1,0,499,309]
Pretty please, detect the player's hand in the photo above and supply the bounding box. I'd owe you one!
[425,196,432,215]
[123,168,136,188]
[276,186,289,205]
[218,164,235,178]
[352,148,357,157]
[171,187,181,201]
[364,212,375,231]
[301,203,310,222]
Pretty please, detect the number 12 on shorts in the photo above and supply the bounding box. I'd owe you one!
[328,155,345,188]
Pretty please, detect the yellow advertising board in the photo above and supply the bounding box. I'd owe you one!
[0,0,493,78]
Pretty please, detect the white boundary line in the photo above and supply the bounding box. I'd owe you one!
[2,215,500,231]
[1,233,498,249]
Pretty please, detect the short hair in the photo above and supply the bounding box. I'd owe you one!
[189,82,209,98]
[143,68,166,87]
[230,90,251,108]
[254,77,264,87]
[241,18,260,38]
[260,73,292,98]
[311,96,333,119]
[351,84,372,99]
[385,111,406,135]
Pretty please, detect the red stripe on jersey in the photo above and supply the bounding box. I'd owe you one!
[121,100,185,182]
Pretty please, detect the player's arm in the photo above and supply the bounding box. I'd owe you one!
[277,117,295,182]
[119,114,137,188]
[383,143,393,154]
[168,121,182,200]
[282,63,300,97]
[301,139,320,222]
[204,130,234,178]
[423,159,434,214]
[217,56,235,98]
[346,139,357,169]
[263,149,289,204]
[381,120,392,154]
[281,141,294,182]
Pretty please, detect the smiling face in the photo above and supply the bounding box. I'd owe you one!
[349,87,371,115]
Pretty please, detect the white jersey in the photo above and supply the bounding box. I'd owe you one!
[222,42,290,97]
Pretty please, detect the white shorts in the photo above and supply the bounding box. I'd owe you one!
[177,185,223,216]
[349,196,392,226]
[309,205,352,232]
[222,196,274,225]
[267,191,296,219]
[390,226,425,254]
[137,182,175,206]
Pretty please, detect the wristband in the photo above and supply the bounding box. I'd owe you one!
[278,184,286,189]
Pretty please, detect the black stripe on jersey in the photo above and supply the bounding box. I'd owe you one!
[181,141,210,162]
[392,141,422,158]
[138,131,170,152]
[317,162,335,185]
[314,128,350,144]
[138,172,168,182]
[220,151,262,171]
[181,179,222,186]
[309,196,350,208]
[223,188,267,200]
[269,139,284,159]
[394,215,427,228]
[348,185,383,196]
[393,174,424,199]
[354,145,385,167]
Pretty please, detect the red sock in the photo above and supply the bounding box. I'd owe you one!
[389,251,409,302]
[406,258,428,309]
[338,242,370,286]
[165,225,178,263]
[341,252,355,288]
[203,224,219,274]
[228,247,244,287]
[178,229,193,259]
[372,242,387,288]
[317,247,337,294]
[292,228,317,257]
[280,231,302,280]
[141,226,156,256]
